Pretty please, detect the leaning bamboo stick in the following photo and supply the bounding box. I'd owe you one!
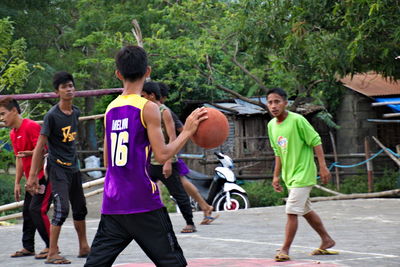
[313,185,344,196]
[310,189,400,202]
[372,136,400,167]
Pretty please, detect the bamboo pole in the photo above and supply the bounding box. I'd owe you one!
[313,185,344,196]
[1,88,123,100]
[371,101,400,106]
[0,114,105,127]
[383,113,400,118]
[309,189,400,202]
[0,212,22,222]
[0,178,105,214]
[0,179,105,221]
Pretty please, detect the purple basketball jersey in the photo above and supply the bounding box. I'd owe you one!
[102,94,163,214]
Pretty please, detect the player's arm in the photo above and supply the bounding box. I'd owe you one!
[314,144,331,184]
[144,102,207,164]
[163,109,177,142]
[14,157,23,201]
[272,156,283,192]
[162,109,177,178]
[16,150,33,158]
[26,135,47,194]
[103,134,108,168]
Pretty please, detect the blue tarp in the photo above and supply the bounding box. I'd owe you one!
[375,97,400,113]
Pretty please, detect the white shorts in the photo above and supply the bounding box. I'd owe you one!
[285,186,313,215]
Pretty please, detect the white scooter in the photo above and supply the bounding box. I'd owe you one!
[185,152,250,211]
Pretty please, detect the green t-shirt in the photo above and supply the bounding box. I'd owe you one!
[267,111,321,188]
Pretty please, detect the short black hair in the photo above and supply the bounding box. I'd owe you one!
[53,71,74,90]
[158,82,169,98]
[266,88,287,100]
[0,97,21,114]
[115,46,148,82]
[143,81,161,100]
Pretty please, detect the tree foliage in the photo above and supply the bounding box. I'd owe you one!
[1,0,399,121]
[0,17,30,94]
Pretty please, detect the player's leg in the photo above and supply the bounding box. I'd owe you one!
[47,164,71,260]
[303,210,335,250]
[150,164,195,231]
[131,208,187,267]
[69,170,90,257]
[85,214,133,267]
[29,177,52,257]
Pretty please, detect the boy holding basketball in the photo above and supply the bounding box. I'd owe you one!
[266,88,336,262]
[84,46,206,267]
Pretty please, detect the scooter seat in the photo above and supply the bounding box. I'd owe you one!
[186,169,212,181]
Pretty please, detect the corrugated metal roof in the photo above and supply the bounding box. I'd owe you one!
[204,97,322,116]
[204,102,267,115]
[340,73,400,97]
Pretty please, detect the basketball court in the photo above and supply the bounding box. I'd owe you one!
[1,198,399,267]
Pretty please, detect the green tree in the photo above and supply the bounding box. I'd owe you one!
[0,17,30,94]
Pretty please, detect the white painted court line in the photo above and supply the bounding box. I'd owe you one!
[180,235,400,259]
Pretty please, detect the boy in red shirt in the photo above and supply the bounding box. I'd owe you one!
[0,97,52,260]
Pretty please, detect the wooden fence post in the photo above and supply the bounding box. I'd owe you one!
[364,137,374,193]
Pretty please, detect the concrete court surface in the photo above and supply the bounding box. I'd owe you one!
[0,198,399,267]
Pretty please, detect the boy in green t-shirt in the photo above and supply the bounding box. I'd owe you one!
[266,88,337,262]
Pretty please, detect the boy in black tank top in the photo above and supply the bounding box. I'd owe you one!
[27,71,90,264]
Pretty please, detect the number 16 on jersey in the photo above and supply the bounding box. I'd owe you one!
[110,131,129,167]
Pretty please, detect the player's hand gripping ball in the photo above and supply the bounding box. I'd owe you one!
[191,107,229,149]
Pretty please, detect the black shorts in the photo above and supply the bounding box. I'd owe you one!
[85,207,187,267]
[47,163,87,226]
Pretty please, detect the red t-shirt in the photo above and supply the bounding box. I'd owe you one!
[10,118,44,180]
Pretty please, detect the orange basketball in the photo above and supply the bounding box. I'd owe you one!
[191,107,229,149]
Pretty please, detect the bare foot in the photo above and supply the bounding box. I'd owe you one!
[78,246,90,258]
[320,238,335,250]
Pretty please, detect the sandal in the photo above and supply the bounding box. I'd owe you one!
[45,257,71,264]
[310,248,339,255]
[275,252,290,262]
[200,214,220,225]
[181,225,197,233]
[11,249,35,257]
[35,250,49,259]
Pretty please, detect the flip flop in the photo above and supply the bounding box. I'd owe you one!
[275,252,290,262]
[77,253,89,258]
[200,214,220,225]
[310,248,339,255]
[10,249,35,257]
[35,250,49,259]
[45,257,71,264]
[181,225,197,233]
